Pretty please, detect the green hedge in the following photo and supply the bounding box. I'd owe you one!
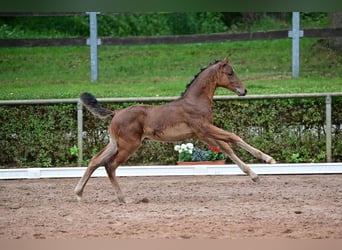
[0,104,77,167]
[0,97,341,168]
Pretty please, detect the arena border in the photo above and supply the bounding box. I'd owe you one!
[0,163,341,180]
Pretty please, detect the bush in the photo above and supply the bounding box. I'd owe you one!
[0,104,77,167]
[213,98,340,163]
[0,13,228,39]
[0,97,341,168]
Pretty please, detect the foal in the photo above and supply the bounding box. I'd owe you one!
[74,55,276,203]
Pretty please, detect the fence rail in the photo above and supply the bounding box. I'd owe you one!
[1,28,342,48]
[1,92,342,105]
[1,163,342,180]
[1,92,341,166]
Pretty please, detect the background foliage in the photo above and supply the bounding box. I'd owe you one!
[0,12,340,168]
[0,12,328,39]
[1,97,341,168]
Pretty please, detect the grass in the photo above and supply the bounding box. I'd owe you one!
[0,38,341,100]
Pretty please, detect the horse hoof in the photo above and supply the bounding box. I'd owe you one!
[75,195,82,202]
[117,197,127,205]
[267,158,276,164]
[252,176,260,183]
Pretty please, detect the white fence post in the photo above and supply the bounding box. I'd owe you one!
[87,12,101,82]
[325,95,332,162]
[288,12,303,78]
[77,101,83,166]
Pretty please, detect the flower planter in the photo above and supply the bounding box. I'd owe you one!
[177,160,225,166]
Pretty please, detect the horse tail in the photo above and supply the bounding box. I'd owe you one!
[80,92,114,119]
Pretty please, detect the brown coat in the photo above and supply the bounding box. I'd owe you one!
[75,56,275,203]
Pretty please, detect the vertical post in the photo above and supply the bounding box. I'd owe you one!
[87,12,101,82]
[77,101,83,166]
[288,12,303,78]
[325,95,332,162]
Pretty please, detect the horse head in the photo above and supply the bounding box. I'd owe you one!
[217,55,247,96]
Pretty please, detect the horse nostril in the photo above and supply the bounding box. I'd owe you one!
[239,89,247,96]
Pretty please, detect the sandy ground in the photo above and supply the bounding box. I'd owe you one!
[0,174,341,239]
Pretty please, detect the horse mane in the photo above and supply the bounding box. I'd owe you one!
[181,59,221,96]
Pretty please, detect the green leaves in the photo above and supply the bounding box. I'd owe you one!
[0,104,77,168]
[213,98,342,163]
[0,97,341,168]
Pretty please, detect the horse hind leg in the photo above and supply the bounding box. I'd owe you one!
[74,140,117,201]
[104,138,142,204]
[104,154,127,204]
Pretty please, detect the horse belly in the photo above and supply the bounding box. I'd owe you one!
[144,123,194,142]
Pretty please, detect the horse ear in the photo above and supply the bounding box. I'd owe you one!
[222,55,231,65]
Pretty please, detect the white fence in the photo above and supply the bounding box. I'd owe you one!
[1,163,342,180]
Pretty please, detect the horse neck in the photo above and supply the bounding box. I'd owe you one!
[182,64,219,103]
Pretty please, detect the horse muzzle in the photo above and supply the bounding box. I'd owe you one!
[237,88,247,96]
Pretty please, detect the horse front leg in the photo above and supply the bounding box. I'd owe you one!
[221,142,260,182]
[235,139,276,164]
[205,139,260,182]
[197,124,276,182]
[202,124,276,164]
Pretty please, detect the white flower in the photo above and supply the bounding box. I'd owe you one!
[181,144,187,150]
[188,150,193,154]
[174,145,181,152]
[186,143,194,150]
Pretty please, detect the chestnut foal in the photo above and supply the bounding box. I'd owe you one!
[75,55,276,203]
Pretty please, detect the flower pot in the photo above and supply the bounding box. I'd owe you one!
[177,160,226,165]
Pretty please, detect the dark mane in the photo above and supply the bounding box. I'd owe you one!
[181,59,220,96]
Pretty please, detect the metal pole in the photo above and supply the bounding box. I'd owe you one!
[77,101,83,166]
[288,12,303,78]
[325,95,332,162]
[87,12,100,82]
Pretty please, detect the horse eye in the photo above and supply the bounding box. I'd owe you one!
[227,71,234,77]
